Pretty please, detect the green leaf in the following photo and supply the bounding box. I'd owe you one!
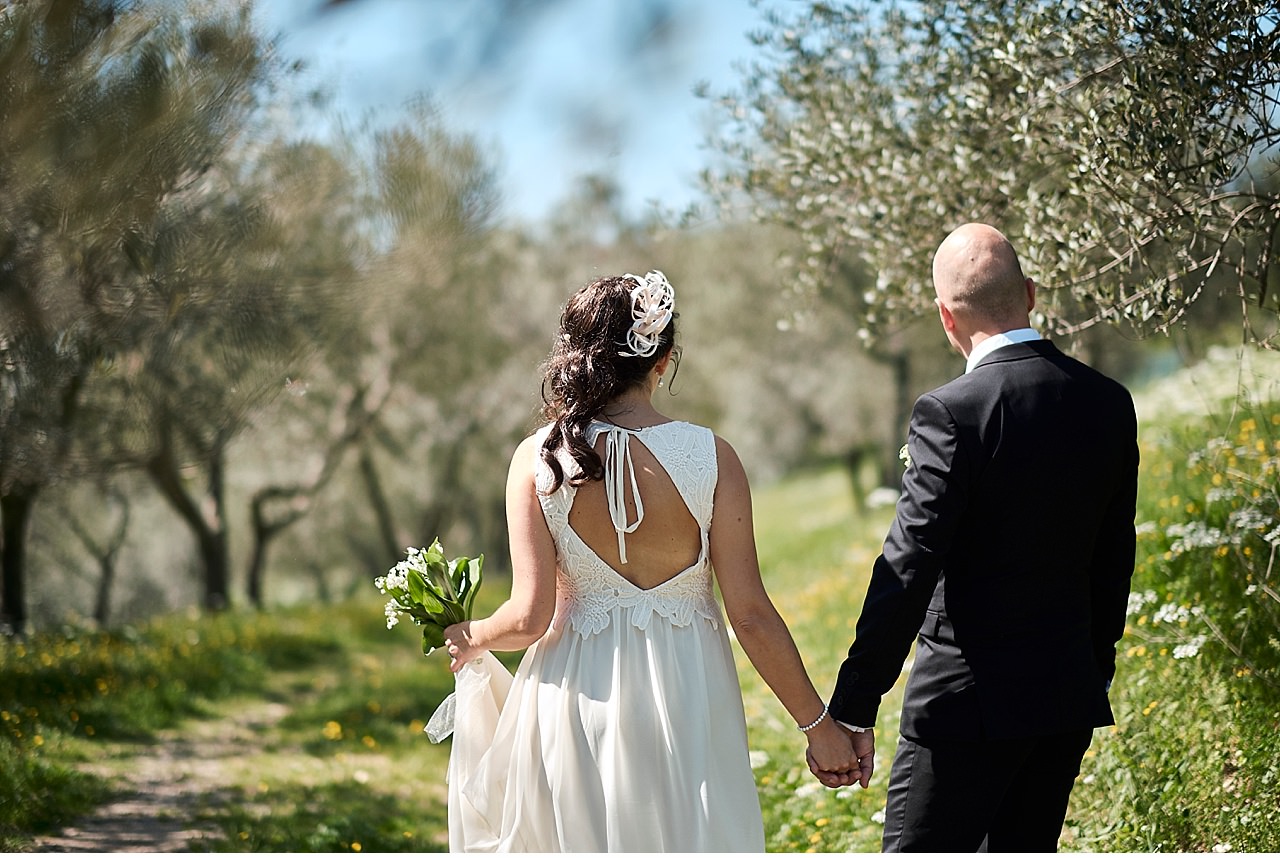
[421,623,445,655]
[408,569,444,613]
[424,542,450,588]
[448,555,468,600]
[463,555,484,618]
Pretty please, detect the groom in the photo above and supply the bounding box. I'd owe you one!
[820,223,1138,851]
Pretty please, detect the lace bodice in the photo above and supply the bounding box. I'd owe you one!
[534,420,722,638]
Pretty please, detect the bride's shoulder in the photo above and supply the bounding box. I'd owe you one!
[510,429,550,467]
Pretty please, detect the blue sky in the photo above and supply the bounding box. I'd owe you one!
[251,0,769,224]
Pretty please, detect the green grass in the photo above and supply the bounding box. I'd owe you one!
[6,400,1280,852]
[746,464,899,852]
[0,739,112,850]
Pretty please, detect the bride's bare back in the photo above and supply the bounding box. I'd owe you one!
[567,430,701,591]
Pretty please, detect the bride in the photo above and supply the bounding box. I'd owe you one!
[442,271,860,851]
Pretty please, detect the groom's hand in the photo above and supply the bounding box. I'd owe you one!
[851,728,875,789]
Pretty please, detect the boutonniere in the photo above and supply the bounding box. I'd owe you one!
[899,443,912,469]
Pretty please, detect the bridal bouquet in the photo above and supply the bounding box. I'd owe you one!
[375,539,483,656]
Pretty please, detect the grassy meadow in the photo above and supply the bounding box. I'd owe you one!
[4,349,1280,852]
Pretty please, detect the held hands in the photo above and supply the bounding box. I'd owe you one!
[442,621,485,673]
[805,721,874,790]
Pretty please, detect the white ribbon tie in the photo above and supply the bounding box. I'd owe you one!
[603,425,644,564]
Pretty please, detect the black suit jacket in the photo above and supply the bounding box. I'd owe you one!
[830,339,1138,741]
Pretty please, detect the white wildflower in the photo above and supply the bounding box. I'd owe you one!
[871,809,887,825]
[794,781,824,799]
[1264,525,1280,548]
[1127,590,1158,616]
[1152,602,1193,625]
[1212,843,1232,853]
[1166,521,1228,554]
[1205,436,1231,455]
[1228,506,1271,533]
[1172,635,1206,659]
[1205,487,1235,504]
[867,487,900,509]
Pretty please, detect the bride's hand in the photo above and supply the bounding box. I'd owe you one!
[443,621,485,673]
[804,719,868,788]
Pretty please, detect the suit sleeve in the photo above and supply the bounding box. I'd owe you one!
[829,393,970,728]
[1090,393,1139,687]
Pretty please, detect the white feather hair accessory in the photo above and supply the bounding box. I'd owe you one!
[619,270,675,358]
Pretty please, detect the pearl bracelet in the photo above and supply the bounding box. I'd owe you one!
[798,704,829,733]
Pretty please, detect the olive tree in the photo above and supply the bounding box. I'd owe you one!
[0,0,281,629]
[707,0,1280,345]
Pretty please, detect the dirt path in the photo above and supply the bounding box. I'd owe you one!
[29,700,290,853]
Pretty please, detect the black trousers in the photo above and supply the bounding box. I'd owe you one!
[881,727,1094,853]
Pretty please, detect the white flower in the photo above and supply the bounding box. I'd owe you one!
[871,809,887,825]
[1205,486,1235,504]
[1152,602,1201,625]
[384,600,400,629]
[867,487,900,509]
[794,781,823,799]
[1228,506,1271,533]
[384,562,409,591]
[1172,635,1206,659]
[1127,590,1158,615]
[898,443,912,469]
[1166,521,1229,554]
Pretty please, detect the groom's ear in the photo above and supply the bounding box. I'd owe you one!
[1025,277,1036,313]
[936,298,957,333]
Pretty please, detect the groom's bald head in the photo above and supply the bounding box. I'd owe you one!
[932,223,1032,330]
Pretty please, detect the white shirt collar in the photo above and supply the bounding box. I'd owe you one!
[965,328,1042,374]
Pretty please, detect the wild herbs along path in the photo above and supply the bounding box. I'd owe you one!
[1,601,466,851]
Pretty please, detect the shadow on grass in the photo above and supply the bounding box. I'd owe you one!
[191,779,447,852]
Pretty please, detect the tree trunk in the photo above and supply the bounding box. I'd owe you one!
[146,427,231,612]
[0,486,38,636]
[93,554,116,627]
[245,381,387,608]
[246,496,294,609]
[844,447,868,514]
[358,444,400,561]
[885,349,912,487]
[245,508,272,609]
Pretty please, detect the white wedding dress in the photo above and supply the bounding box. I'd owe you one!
[445,420,765,852]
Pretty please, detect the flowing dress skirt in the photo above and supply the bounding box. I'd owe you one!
[447,607,765,852]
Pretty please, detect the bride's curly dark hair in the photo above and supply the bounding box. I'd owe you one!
[539,275,677,493]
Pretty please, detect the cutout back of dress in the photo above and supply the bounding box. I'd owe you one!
[535,420,722,638]
[567,425,701,591]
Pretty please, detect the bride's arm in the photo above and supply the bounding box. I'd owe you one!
[444,434,558,673]
[709,436,864,787]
